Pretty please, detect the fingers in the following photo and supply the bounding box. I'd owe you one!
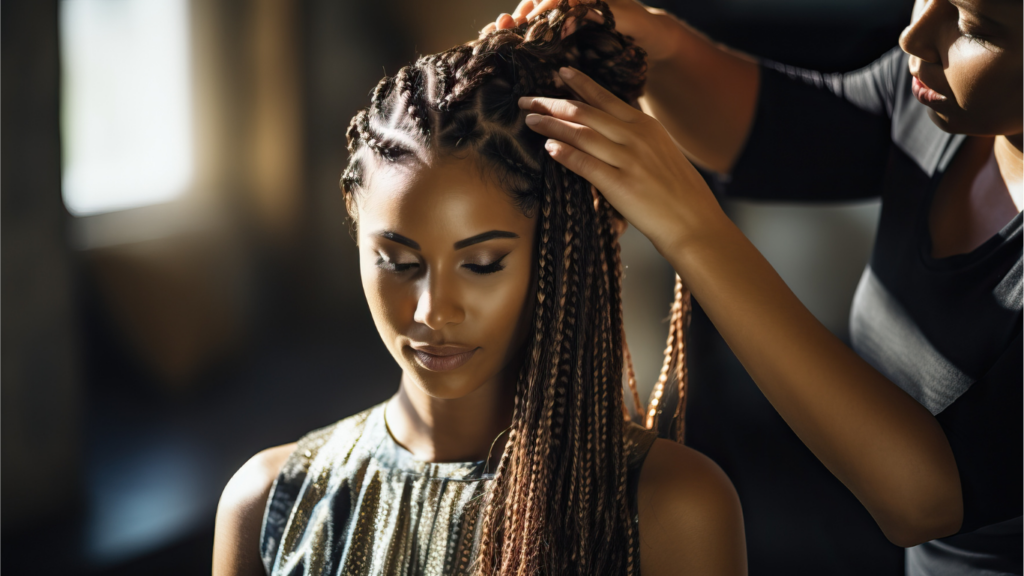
[525,0,562,21]
[495,13,516,30]
[525,113,625,168]
[511,0,535,23]
[561,15,579,38]
[500,0,601,32]
[543,139,621,194]
[479,22,497,36]
[519,95,632,144]
[557,67,640,122]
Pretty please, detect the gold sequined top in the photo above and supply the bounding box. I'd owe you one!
[260,402,657,576]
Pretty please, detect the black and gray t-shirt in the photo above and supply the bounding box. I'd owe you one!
[722,46,1022,575]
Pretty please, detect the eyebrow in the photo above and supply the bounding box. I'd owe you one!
[453,230,520,250]
[949,0,1005,28]
[376,229,520,251]
[378,231,420,250]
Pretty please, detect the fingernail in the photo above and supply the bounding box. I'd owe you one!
[518,96,534,108]
[525,114,541,126]
[559,67,576,79]
[545,140,558,154]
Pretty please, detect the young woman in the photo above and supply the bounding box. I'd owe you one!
[492,0,1022,573]
[212,4,747,575]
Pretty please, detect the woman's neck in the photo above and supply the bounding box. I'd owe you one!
[995,134,1023,211]
[385,372,515,464]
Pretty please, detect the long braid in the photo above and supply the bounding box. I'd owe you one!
[602,220,627,569]
[516,165,569,575]
[579,192,615,570]
[622,337,642,420]
[671,277,692,442]
[552,166,596,573]
[645,290,678,431]
[488,181,555,572]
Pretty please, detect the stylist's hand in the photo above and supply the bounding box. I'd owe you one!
[482,0,679,62]
[520,67,728,255]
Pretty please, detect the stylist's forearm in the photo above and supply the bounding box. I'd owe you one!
[639,14,760,173]
[660,216,963,546]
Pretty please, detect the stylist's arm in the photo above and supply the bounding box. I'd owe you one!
[519,67,963,548]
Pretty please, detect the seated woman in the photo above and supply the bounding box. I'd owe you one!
[212,3,746,575]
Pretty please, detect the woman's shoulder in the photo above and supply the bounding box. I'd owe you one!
[220,443,297,515]
[213,443,297,576]
[212,404,385,575]
[637,439,747,576]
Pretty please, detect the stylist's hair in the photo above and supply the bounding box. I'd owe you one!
[341,2,690,573]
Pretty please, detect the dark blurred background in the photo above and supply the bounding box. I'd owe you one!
[2,0,912,574]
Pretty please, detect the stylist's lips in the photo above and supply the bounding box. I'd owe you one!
[912,76,947,106]
[409,344,478,372]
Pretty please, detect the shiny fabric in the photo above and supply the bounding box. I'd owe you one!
[260,402,657,576]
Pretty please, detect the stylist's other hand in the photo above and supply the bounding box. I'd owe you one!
[481,0,679,62]
[520,67,726,256]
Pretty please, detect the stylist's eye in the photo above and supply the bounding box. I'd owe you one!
[463,254,508,275]
[956,14,991,44]
[376,254,418,274]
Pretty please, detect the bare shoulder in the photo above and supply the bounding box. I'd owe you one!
[213,443,296,576]
[220,443,296,514]
[637,439,747,576]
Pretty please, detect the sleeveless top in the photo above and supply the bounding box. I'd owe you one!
[259,402,659,576]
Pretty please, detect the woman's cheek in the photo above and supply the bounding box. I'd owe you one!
[947,40,998,111]
[478,265,534,364]
[362,269,408,353]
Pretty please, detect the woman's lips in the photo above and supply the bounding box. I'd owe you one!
[409,345,478,372]
[912,76,948,106]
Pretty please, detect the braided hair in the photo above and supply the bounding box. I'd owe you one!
[341,2,691,573]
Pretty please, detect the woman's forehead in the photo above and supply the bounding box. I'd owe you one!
[358,155,536,247]
[955,0,1023,26]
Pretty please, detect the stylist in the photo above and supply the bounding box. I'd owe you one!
[489,0,1023,573]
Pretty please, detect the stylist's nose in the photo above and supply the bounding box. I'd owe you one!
[899,0,944,64]
[413,271,465,330]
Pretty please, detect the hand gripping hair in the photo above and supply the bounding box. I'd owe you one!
[340,2,691,573]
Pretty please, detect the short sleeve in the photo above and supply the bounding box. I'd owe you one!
[936,328,1023,533]
[722,47,908,202]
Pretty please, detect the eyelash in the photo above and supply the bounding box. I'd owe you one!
[956,15,988,43]
[375,257,417,273]
[374,254,508,275]
[463,255,507,275]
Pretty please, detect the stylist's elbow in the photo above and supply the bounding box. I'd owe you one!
[875,489,962,548]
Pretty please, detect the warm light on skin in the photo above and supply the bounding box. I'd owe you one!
[355,153,538,456]
[900,0,1023,139]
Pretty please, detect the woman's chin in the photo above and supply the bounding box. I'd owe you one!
[925,108,957,134]
[403,369,488,400]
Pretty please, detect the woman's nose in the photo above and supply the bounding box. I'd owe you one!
[899,0,944,65]
[413,273,465,330]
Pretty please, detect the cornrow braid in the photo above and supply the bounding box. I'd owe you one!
[338,1,690,573]
[394,65,430,139]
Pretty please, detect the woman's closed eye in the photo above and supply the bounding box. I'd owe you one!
[954,9,995,46]
[463,253,508,275]
[376,253,419,273]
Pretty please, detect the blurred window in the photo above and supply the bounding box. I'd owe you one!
[60,0,193,216]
